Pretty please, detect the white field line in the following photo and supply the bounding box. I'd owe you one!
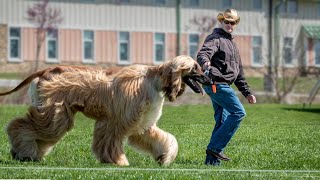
[0,166,320,174]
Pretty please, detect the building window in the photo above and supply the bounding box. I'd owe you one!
[83,30,94,62]
[283,37,293,65]
[280,0,297,14]
[314,40,320,66]
[252,36,262,65]
[222,0,232,8]
[154,33,165,63]
[119,32,130,63]
[47,30,58,62]
[9,27,21,61]
[189,34,199,59]
[185,0,199,7]
[80,0,95,2]
[119,0,130,4]
[154,0,166,6]
[253,0,262,10]
[287,0,298,14]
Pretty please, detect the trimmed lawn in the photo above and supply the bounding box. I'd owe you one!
[0,104,319,179]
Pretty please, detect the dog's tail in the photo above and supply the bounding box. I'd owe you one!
[0,70,46,96]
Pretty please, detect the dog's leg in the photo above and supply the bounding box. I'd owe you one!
[7,103,75,161]
[7,117,43,161]
[7,117,59,161]
[128,125,178,166]
[37,140,59,158]
[92,121,129,166]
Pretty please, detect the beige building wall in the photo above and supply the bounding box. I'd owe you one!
[233,36,252,67]
[59,29,82,63]
[95,30,118,65]
[0,24,7,64]
[308,39,314,66]
[131,32,153,65]
[22,28,46,62]
[0,0,319,75]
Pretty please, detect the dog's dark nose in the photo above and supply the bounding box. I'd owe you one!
[202,75,214,85]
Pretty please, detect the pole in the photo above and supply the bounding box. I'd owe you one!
[264,0,274,92]
[176,0,181,55]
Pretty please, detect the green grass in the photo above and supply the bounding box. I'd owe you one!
[0,104,320,179]
[243,77,318,94]
[0,72,24,79]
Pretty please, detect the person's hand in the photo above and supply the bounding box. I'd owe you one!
[203,62,210,71]
[247,94,256,104]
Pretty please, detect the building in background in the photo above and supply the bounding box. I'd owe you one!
[0,0,319,77]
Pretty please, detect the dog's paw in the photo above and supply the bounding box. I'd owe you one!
[115,154,129,166]
[156,133,178,166]
[156,153,175,166]
[11,149,40,162]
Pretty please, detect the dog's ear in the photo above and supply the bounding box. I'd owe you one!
[160,63,184,102]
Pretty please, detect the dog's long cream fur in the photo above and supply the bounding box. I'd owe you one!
[2,55,203,166]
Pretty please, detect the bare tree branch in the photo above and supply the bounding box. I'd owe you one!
[27,0,63,71]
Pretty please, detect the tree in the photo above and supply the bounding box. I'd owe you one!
[27,0,63,71]
[188,15,217,45]
[249,4,300,103]
[270,0,300,103]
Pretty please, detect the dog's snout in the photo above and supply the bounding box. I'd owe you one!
[197,74,213,85]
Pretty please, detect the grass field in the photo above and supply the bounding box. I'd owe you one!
[0,72,24,79]
[0,104,319,179]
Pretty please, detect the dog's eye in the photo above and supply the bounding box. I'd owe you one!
[193,64,198,71]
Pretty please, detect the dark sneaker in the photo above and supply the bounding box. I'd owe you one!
[206,149,231,161]
[204,155,221,166]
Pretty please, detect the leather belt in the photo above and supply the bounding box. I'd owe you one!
[215,82,229,85]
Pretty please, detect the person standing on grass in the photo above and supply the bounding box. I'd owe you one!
[197,8,257,166]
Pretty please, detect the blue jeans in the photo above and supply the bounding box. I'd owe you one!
[203,84,246,162]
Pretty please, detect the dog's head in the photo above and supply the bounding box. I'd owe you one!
[160,55,212,102]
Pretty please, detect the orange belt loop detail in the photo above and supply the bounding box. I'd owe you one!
[212,84,216,93]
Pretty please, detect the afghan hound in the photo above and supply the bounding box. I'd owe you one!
[0,55,212,166]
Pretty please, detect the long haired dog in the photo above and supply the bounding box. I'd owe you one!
[0,55,212,166]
